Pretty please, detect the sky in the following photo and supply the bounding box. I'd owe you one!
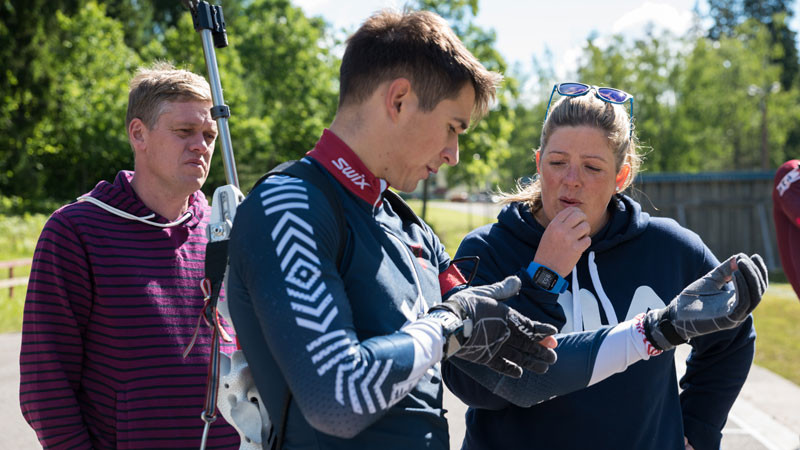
[293,0,800,90]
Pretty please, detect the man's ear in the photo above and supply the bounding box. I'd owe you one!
[385,78,413,123]
[128,118,148,155]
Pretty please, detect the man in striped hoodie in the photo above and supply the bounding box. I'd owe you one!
[19,62,239,449]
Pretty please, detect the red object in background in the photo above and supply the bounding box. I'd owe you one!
[773,159,800,301]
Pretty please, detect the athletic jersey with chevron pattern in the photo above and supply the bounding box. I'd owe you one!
[226,130,454,449]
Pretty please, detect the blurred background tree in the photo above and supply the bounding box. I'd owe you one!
[1,0,799,210]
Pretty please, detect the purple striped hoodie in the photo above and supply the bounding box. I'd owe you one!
[20,171,239,449]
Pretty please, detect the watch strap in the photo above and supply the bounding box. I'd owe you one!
[526,261,568,294]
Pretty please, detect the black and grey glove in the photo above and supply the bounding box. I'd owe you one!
[643,253,768,351]
[427,275,558,378]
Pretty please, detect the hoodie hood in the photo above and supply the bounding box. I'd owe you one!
[78,171,207,229]
[496,194,650,255]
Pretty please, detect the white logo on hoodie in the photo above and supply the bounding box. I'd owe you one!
[557,286,666,333]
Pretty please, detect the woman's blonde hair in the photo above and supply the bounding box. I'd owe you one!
[499,93,642,211]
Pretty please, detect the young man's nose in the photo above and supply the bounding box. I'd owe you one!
[441,139,460,166]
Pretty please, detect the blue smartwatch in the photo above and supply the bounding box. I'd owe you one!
[526,261,568,294]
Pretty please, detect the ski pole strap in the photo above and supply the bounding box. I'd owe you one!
[183,273,232,359]
[203,239,230,326]
[184,238,233,356]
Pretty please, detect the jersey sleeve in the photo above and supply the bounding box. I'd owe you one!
[19,211,94,449]
[228,175,440,439]
[445,318,661,408]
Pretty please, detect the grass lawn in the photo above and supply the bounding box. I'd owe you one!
[1,206,799,385]
[0,214,47,333]
[405,200,495,256]
[752,283,800,385]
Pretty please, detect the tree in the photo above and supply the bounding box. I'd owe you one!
[0,0,84,205]
[575,29,692,172]
[220,0,339,190]
[35,2,140,196]
[680,18,797,170]
[707,0,798,89]
[412,0,521,194]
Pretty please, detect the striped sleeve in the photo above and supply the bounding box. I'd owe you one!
[20,211,94,449]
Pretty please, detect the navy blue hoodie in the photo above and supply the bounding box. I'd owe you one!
[443,195,755,450]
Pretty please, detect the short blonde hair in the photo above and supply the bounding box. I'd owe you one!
[125,61,212,129]
[499,94,642,211]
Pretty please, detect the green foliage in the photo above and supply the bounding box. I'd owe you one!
[752,283,800,385]
[228,0,339,190]
[0,285,27,334]
[4,0,800,207]
[0,213,47,260]
[405,200,494,258]
[568,16,800,173]
[2,0,339,204]
[0,213,45,333]
[37,3,139,196]
[411,0,520,191]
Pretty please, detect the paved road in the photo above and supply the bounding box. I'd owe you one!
[4,331,798,449]
[1,333,38,449]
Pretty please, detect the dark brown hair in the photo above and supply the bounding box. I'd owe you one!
[339,10,502,120]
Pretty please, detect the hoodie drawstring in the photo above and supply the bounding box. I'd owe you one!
[78,195,193,228]
[589,251,619,326]
[571,270,582,331]
[570,251,619,331]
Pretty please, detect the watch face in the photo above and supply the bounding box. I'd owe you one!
[534,267,557,290]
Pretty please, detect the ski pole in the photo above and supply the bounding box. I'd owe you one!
[182,0,239,189]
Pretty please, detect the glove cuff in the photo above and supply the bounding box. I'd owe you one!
[425,309,465,359]
[643,304,686,351]
[429,300,467,321]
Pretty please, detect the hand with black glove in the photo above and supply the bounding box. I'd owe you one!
[426,276,558,378]
[644,253,768,351]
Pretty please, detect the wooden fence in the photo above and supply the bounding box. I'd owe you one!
[0,258,30,297]
[629,171,779,272]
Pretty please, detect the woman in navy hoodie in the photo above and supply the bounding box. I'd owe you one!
[443,83,757,450]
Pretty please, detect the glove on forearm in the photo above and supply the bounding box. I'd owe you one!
[644,253,768,351]
[428,276,558,378]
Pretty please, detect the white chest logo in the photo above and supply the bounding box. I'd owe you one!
[777,167,800,196]
[332,157,370,190]
[557,286,667,332]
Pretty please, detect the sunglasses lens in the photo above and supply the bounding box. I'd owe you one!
[597,88,629,103]
[558,83,590,95]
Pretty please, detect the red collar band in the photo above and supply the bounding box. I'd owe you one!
[307,129,388,207]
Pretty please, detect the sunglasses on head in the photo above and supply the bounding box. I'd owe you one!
[544,82,635,137]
